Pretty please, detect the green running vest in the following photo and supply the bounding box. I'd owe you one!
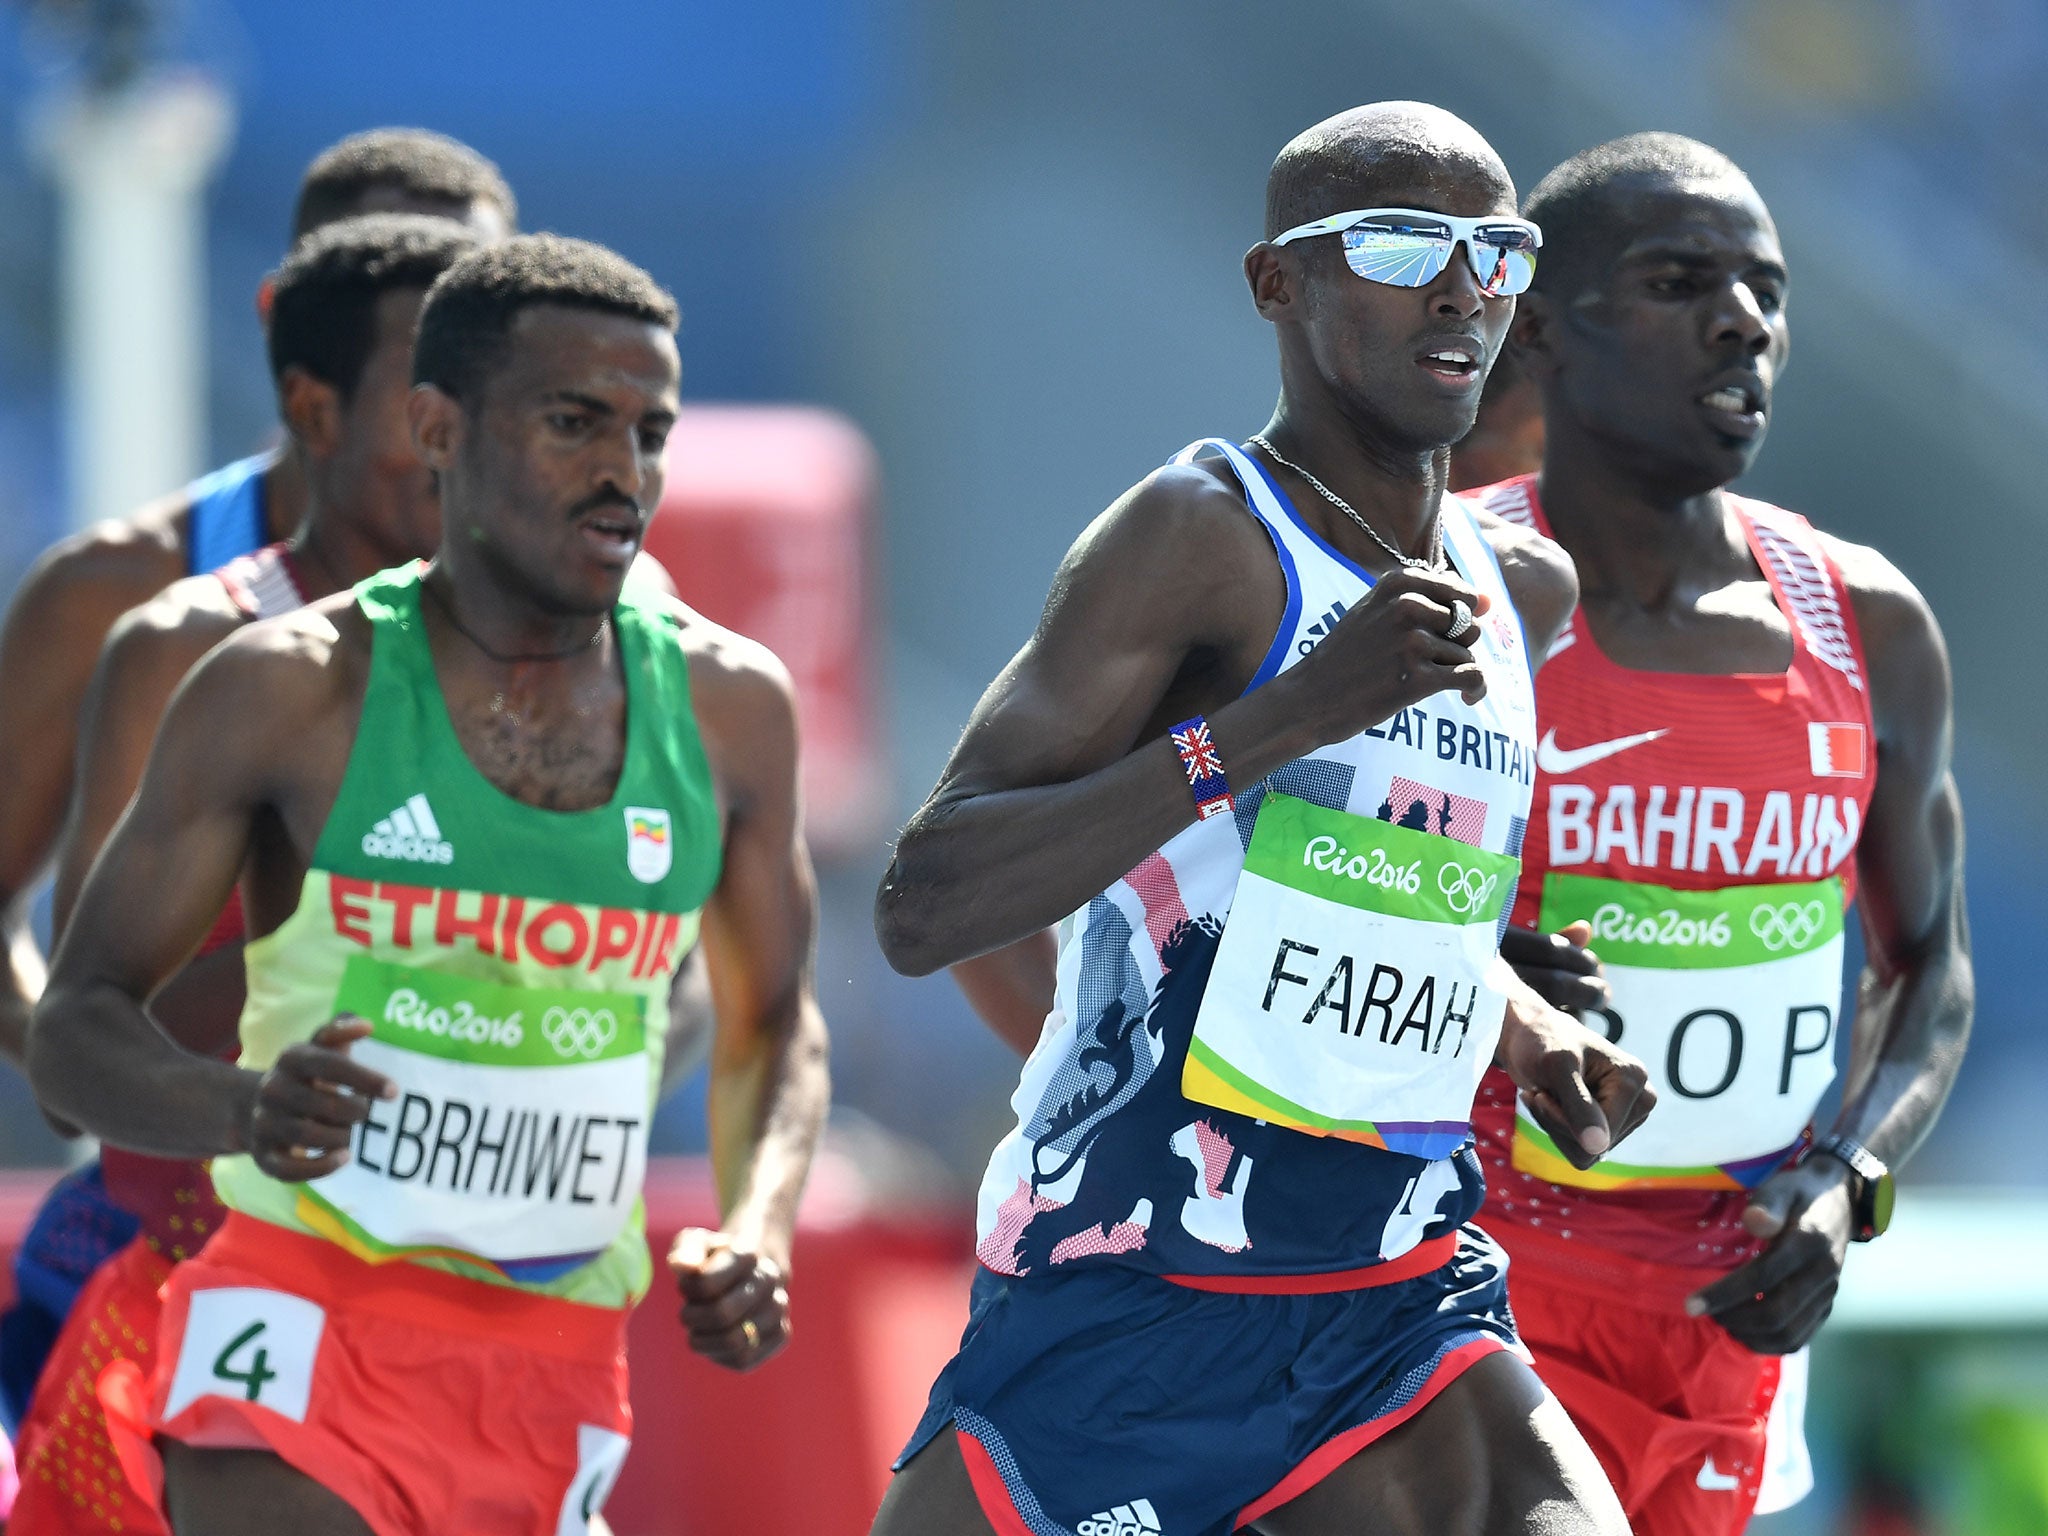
[213,565,721,1308]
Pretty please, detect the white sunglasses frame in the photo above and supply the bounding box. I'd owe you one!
[1270,207,1544,294]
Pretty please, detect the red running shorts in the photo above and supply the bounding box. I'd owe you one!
[1502,1224,1783,1536]
[97,1214,632,1536]
[10,1234,171,1536]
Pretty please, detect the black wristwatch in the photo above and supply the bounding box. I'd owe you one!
[1811,1133,1894,1242]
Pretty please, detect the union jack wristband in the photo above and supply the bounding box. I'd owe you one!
[1170,715,1235,821]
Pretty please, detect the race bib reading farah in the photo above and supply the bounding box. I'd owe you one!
[304,956,650,1266]
[1513,871,1844,1190]
[1183,793,1516,1157]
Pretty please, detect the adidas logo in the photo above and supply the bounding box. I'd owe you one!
[1077,1500,1161,1536]
[361,793,455,865]
[1296,599,1349,657]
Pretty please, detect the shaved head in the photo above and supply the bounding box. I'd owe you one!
[1265,102,1515,238]
[1524,132,1758,301]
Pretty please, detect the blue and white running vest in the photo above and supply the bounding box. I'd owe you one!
[973,439,1539,1285]
[184,452,274,575]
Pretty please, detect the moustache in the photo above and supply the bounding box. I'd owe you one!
[569,492,646,522]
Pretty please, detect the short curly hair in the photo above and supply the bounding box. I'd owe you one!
[1523,133,1753,299]
[412,234,678,402]
[267,213,481,398]
[292,128,517,241]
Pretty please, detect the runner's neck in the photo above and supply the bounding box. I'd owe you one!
[1536,449,1754,613]
[1255,405,1451,571]
[260,450,307,543]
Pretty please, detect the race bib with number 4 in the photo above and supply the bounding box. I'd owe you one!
[1183,793,1517,1157]
[1513,871,1845,1190]
[163,1287,326,1423]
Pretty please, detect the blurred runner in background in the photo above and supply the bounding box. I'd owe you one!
[7,212,480,1536]
[1447,345,1543,493]
[0,128,516,1438]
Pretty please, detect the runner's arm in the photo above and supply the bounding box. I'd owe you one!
[669,635,828,1371]
[1827,563,1971,1173]
[52,594,230,930]
[695,649,828,1258]
[950,928,1059,1057]
[877,468,1494,975]
[1691,550,1971,1351]
[28,629,383,1161]
[0,530,178,1065]
[660,943,715,1096]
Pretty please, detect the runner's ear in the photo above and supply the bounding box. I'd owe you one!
[408,383,462,472]
[278,367,343,462]
[1243,242,1296,321]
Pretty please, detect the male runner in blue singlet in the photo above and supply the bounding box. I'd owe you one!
[871,103,1652,1536]
[0,128,514,1430]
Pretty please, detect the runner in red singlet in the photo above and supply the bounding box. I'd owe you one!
[6,215,480,1536]
[1466,133,1972,1536]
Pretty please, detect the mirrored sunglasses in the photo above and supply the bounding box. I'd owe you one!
[1272,207,1542,298]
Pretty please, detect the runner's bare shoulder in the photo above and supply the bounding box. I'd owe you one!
[645,598,799,806]
[3,494,192,650]
[96,569,255,684]
[648,599,796,721]
[1467,498,1577,660]
[165,592,374,784]
[1039,457,1285,654]
[1810,531,1949,714]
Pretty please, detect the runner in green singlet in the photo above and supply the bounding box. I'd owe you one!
[27,235,830,1536]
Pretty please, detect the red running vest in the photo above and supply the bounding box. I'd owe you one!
[1468,476,1876,1274]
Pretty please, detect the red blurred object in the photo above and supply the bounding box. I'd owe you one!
[0,1161,974,1536]
[644,406,883,855]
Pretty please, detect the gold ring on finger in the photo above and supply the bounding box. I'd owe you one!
[741,1317,761,1350]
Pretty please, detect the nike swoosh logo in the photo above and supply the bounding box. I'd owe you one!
[1696,1456,1741,1492]
[1535,727,1670,775]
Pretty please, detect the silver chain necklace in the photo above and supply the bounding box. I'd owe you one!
[1248,434,1444,571]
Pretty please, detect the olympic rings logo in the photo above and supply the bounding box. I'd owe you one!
[1437,862,1500,916]
[1748,900,1827,952]
[541,1005,619,1060]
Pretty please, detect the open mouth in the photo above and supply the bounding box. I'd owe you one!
[1699,379,1767,439]
[1418,343,1482,381]
[578,511,644,561]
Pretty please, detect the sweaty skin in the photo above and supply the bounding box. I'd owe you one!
[1507,170,1971,1352]
[0,188,508,1072]
[30,304,829,1533]
[875,103,1641,1536]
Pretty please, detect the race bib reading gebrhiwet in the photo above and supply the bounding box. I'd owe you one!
[1182,793,1517,1158]
[302,955,650,1268]
[1512,871,1844,1191]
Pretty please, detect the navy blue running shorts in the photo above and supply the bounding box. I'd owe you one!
[896,1224,1523,1536]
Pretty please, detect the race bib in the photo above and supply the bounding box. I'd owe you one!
[304,956,651,1267]
[164,1287,326,1423]
[1182,793,1516,1157]
[1513,872,1844,1190]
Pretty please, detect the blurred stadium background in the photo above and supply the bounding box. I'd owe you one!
[0,1,2043,1531]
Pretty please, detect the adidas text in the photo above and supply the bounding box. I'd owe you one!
[364,794,455,864]
[1078,1501,1161,1536]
